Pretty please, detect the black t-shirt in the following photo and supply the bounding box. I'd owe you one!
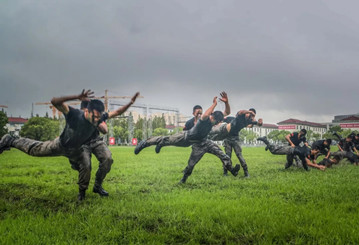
[60,107,98,148]
[289,132,307,146]
[84,112,109,143]
[186,118,213,141]
[311,140,330,153]
[338,139,354,152]
[227,113,256,137]
[184,117,195,131]
[294,146,314,161]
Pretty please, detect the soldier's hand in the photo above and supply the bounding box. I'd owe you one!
[219,91,228,103]
[79,89,95,101]
[131,92,140,104]
[213,96,218,104]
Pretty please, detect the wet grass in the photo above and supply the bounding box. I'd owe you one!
[1,146,359,244]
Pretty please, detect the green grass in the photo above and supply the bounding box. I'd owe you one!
[1,146,359,244]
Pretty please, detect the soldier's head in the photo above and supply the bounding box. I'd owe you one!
[245,108,256,120]
[80,101,89,110]
[324,139,332,146]
[300,129,307,136]
[210,111,224,125]
[192,105,203,119]
[84,99,105,126]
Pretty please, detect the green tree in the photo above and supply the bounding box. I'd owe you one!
[152,128,168,136]
[20,117,60,141]
[267,130,290,143]
[239,130,258,144]
[113,125,128,144]
[0,111,8,137]
[152,115,166,130]
[134,129,143,141]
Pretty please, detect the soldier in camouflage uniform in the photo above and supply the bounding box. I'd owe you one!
[209,109,263,177]
[257,136,325,170]
[0,90,140,201]
[134,94,241,183]
[68,101,113,198]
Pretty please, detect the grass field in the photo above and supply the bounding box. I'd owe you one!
[1,146,359,244]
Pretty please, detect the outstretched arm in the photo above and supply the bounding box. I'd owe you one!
[307,158,325,171]
[219,91,230,116]
[201,96,218,121]
[108,92,140,119]
[51,89,94,115]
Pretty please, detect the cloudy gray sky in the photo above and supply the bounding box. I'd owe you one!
[1,0,358,124]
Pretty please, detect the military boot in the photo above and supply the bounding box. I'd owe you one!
[243,167,250,178]
[230,164,241,177]
[134,140,148,155]
[0,134,15,154]
[93,185,109,196]
[257,136,270,145]
[78,190,86,201]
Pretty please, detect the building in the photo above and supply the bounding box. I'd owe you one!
[246,123,278,137]
[330,113,359,130]
[277,118,327,137]
[6,117,28,136]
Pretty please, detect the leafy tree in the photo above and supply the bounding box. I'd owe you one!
[239,130,258,144]
[152,128,168,136]
[20,117,59,141]
[134,129,143,141]
[113,125,128,144]
[312,133,321,142]
[267,130,290,143]
[0,111,8,137]
[152,115,166,130]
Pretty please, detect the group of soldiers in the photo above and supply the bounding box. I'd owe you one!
[0,90,358,201]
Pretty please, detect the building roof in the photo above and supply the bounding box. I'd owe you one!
[262,123,278,129]
[8,117,28,124]
[277,118,326,128]
[341,116,359,121]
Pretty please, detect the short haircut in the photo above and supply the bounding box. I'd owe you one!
[249,108,256,115]
[300,129,307,135]
[88,99,105,113]
[193,105,202,113]
[325,139,332,145]
[212,111,224,123]
[80,101,89,109]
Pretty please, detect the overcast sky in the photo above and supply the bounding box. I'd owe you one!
[1,0,358,124]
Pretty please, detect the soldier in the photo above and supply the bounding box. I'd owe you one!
[134,94,241,183]
[0,90,140,201]
[256,136,325,170]
[331,133,359,166]
[68,101,113,198]
[311,139,332,160]
[183,105,203,131]
[209,109,263,177]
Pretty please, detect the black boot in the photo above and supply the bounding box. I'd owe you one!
[155,144,162,154]
[257,136,270,145]
[332,131,342,141]
[134,140,148,155]
[0,134,15,154]
[243,167,250,178]
[223,168,228,176]
[78,190,86,201]
[93,186,109,196]
[230,164,241,177]
[179,166,192,184]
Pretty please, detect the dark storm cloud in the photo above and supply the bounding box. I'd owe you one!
[1,0,359,122]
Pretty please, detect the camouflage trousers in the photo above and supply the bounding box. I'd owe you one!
[11,137,111,191]
[331,151,359,164]
[223,137,248,173]
[266,144,299,166]
[70,138,113,190]
[183,139,234,178]
[145,131,192,148]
